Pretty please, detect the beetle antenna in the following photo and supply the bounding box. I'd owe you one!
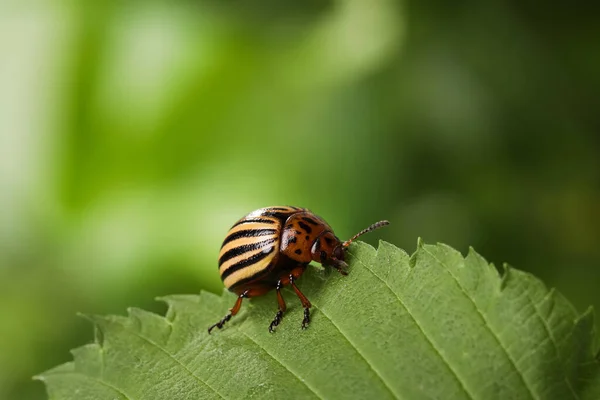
[342,220,389,248]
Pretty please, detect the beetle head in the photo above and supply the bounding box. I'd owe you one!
[332,244,345,262]
[314,220,389,275]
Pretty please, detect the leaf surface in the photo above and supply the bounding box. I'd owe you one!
[37,241,600,399]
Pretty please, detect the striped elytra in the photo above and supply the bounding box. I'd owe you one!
[209,206,389,334]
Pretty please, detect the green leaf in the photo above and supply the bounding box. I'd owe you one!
[36,241,600,399]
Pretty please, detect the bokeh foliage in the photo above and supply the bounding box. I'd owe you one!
[1,1,599,399]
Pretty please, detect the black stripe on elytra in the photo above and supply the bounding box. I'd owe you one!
[263,211,296,224]
[228,268,269,291]
[221,246,275,280]
[298,221,312,234]
[228,257,309,291]
[221,229,277,248]
[219,237,277,266]
[301,216,318,225]
[228,259,283,290]
[231,218,276,229]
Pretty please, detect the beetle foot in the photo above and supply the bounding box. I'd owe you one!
[301,307,311,329]
[208,313,231,334]
[269,310,284,333]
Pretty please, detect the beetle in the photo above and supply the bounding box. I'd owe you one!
[208,206,389,333]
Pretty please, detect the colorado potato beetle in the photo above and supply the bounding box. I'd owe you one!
[208,206,389,333]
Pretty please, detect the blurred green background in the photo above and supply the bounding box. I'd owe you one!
[1,1,599,399]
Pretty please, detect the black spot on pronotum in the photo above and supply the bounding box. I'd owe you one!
[295,249,302,255]
[287,236,297,244]
[301,217,318,225]
[305,235,310,240]
[324,237,334,246]
[320,250,327,262]
[295,230,302,235]
[298,221,312,234]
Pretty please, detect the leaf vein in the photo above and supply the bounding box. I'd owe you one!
[348,249,474,400]
[312,302,398,400]
[422,246,538,400]
[525,291,580,399]
[239,331,324,400]
[125,327,226,399]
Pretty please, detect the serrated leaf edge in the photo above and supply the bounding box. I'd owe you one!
[35,241,600,400]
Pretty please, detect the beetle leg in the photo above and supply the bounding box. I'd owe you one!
[269,280,286,333]
[208,290,248,334]
[289,274,312,329]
